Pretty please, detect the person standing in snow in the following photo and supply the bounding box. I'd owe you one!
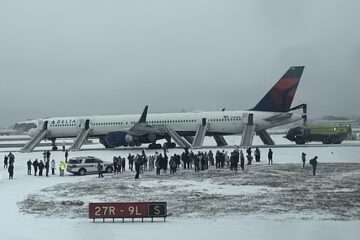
[51,159,56,175]
[4,155,8,169]
[268,149,273,165]
[134,157,142,179]
[246,154,253,165]
[27,159,32,175]
[33,159,39,176]
[254,147,261,162]
[38,160,44,176]
[121,157,126,172]
[302,152,306,168]
[233,149,239,171]
[246,147,252,157]
[65,150,69,163]
[113,156,118,174]
[8,152,15,166]
[59,160,65,176]
[97,162,104,178]
[240,150,245,170]
[155,153,162,176]
[208,150,214,166]
[309,156,318,176]
[45,159,50,177]
[8,160,14,179]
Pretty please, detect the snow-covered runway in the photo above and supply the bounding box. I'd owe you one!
[1,136,360,240]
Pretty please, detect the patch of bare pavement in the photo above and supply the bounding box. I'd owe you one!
[18,163,360,221]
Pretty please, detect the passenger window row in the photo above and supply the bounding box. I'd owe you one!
[50,117,241,127]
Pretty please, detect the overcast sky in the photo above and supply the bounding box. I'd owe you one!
[1,0,359,127]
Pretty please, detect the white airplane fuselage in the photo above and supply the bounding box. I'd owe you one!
[29,110,302,139]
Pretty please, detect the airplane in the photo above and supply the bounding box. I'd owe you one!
[24,66,306,152]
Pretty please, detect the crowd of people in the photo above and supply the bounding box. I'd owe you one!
[116,147,318,179]
[24,150,60,177]
[2,147,320,180]
[2,150,67,179]
[107,147,317,179]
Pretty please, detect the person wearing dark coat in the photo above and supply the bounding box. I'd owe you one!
[246,147,252,157]
[97,162,104,178]
[113,157,118,174]
[182,151,189,169]
[45,159,50,177]
[4,155,8,169]
[246,154,253,165]
[121,157,126,172]
[65,150,69,163]
[233,150,239,171]
[220,151,225,168]
[254,147,261,162]
[8,152,15,166]
[38,160,45,176]
[169,157,177,174]
[46,150,51,161]
[215,151,220,169]
[128,154,134,171]
[208,150,214,166]
[33,159,39,176]
[268,149,273,165]
[134,157,142,179]
[309,156,318,175]
[155,154,162,176]
[240,150,245,170]
[27,159,32,175]
[302,152,306,168]
[194,154,200,172]
[8,162,14,179]
[163,153,168,174]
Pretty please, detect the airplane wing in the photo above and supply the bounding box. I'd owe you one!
[105,106,165,147]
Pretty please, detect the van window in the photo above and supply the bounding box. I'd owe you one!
[85,159,97,164]
[68,159,82,164]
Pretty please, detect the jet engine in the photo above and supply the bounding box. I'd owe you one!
[105,131,138,147]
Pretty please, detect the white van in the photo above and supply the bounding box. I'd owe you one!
[66,156,113,176]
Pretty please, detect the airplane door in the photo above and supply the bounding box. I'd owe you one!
[202,118,206,126]
[248,114,254,125]
[85,119,90,130]
[42,121,48,131]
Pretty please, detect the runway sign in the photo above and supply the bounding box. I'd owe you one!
[89,202,167,222]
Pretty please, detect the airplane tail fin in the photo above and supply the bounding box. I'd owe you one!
[138,105,148,123]
[251,66,304,112]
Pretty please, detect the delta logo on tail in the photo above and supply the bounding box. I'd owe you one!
[251,66,305,112]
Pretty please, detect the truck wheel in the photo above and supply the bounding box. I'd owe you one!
[332,137,342,144]
[295,137,305,144]
[105,166,113,173]
[78,168,86,176]
[322,138,331,144]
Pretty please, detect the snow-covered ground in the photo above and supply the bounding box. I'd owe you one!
[1,135,360,240]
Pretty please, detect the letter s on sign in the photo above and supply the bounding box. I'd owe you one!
[154,206,160,215]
